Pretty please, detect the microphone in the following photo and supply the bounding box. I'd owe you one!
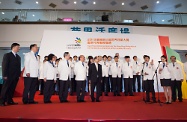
[158,61,162,63]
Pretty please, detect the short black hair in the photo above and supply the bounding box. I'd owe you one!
[144,55,150,59]
[30,44,37,50]
[94,56,98,60]
[170,56,176,59]
[185,53,187,57]
[11,43,20,49]
[133,56,137,59]
[64,52,69,58]
[108,56,112,58]
[125,56,130,59]
[114,56,118,59]
[161,55,167,59]
[103,55,108,58]
[47,54,55,61]
[73,55,77,58]
[88,56,93,60]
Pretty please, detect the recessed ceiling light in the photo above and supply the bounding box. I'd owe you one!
[74,1,77,4]
[162,19,165,22]
[122,2,125,5]
[93,1,96,4]
[2,12,4,14]
[0,1,1,4]
[156,1,160,4]
[33,14,35,17]
[36,1,39,4]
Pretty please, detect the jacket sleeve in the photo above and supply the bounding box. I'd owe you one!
[2,53,9,77]
[43,62,47,79]
[24,53,30,74]
[178,63,184,80]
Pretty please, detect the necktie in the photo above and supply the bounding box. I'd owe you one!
[67,60,69,67]
[136,62,137,65]
[128,62,129,66]
[116,63,118,67]
[146,63,148,67]
[35,54,37,60]
[163,63,165,68]
[82,62,84,66]
[173,63,175,67]
[104,62,106,65]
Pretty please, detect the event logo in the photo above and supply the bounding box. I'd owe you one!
[67,37,82,49]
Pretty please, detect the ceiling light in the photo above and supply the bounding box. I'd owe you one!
[0,1,1,4]
[74,1,77,4]
[162,19,165,22]
[2,12,4,14]
[156,1,160,4]
[36,1,39,4]
[122,2,125,5]
[32,14,35,17]
[93,1,96,4]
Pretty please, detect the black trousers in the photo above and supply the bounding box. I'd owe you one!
[76,81,86,101]
[103,77,109,94]
[133,75,141,92]
[112,77,120,95]
[124,78,133,95]
[39,79,44,94]
[90,79,101,101]
[59,80,69,101]
[22,77,38,103]
[70,77,76,94]
[44,80,54,102]
[109,75,113,92]
[171,80,182,101]
[144,80,156,101]
[120,75,123,92]
[0,77,19,103]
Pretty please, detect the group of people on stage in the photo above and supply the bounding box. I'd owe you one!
[0,43,185,106]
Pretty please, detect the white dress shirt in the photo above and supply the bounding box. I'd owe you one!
[110,61,122,78]
[58,59,71,81]
[168,62,183,81]
[159,62,171,79]
[122,62,134,78]
[143,62,156,80]
[74,61,87,81]
[100,61,110,77]
[43,61,57,80]
[23,51,39,78]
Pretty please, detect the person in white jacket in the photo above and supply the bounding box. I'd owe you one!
[143,55,156,103]
[158,55,172,104]
[100,55,110,96]
[74,55,87,102]
[122,56,134,96]
[43,54,57,103]
[108,56,113,92]
[184,54,187,81]
[22,44,39,104]
[58,52,71,103]
[168,56,183,102]
[111,56,122,96]
[132,56,142,92]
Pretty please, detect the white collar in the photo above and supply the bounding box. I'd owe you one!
[12,51,16,55]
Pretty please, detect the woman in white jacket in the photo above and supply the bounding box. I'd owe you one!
[43,54,57,103]
[159,55,172,104]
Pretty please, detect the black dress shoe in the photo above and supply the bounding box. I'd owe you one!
[7,102,18,105]
[29,101,38,104]
[39,93,43,95]
[105,94,108,96]
[23,102,28,104]
[96,100,101,102]
[179,100,183,102]
[81,100,86,102]
[44,101,52,104]
[117,94,121,96]
[0,103,6,106]
[64,100,69,103]
[130,94,134,96]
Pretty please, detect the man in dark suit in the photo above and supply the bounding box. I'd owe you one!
[89,56,102,102]
[0,43,21,106]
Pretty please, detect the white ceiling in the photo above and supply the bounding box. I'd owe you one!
[0,0,187,13]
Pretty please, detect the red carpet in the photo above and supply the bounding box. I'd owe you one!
[0,92,187,122]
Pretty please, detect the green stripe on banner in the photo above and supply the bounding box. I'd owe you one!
[165,46,181,63]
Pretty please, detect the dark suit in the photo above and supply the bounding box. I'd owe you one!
[88,63,102,101]
[0,52,21,104]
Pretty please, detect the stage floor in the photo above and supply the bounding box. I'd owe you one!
[0,92,187,121]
